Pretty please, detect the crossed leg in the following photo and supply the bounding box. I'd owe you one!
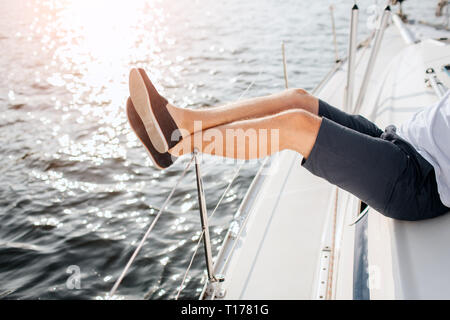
[165,87,387,162]
[128,70,448,220]
[161,88,321,161]
[169,109,322,160]
[166,88,319,137]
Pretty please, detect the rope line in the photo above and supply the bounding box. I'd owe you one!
[175,229,204,300]
[109,156,195,298]
[326,187,339,300]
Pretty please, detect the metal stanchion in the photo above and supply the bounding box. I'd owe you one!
[193,149,216,282]
[354,6,391,114]
[345,4,359,112]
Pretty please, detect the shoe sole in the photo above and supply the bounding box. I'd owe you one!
[126,97,174,170]
[129,68,169,153]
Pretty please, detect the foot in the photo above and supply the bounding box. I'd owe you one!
[129,68,182,153]
[126,97,176,170]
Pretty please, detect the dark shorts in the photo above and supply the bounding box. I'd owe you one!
[302,100,449,221]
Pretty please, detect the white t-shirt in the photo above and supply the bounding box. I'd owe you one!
[397,90,450,207]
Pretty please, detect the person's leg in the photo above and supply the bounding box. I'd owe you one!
[131,68,383,144]
[166,89,319,136]
[169,109,321,160]
[168,97,385,158]
[318,99,383,137]
[301,117,409,218]
[171,109,411,219]
[168,90,384,140]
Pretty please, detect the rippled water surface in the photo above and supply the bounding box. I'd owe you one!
[0,0,439,299]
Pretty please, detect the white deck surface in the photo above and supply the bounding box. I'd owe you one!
[222,151,333,299]
[367,37,450,299]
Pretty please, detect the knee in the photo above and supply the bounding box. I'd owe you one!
[285,88,318,112]
[286,88,309,101]
[281,109,318,127]
[277,109,322,157]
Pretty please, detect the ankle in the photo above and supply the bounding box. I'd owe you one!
[166,104,196,135]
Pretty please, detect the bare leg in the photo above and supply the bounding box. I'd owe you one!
[169,109,322,160]
[167,89,319,136]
